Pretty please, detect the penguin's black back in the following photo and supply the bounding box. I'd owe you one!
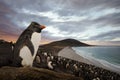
[13,22,44,67]
[13,28,34,66]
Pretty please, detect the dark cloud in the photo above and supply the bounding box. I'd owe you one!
[0,1,14,14]
[11,13,53,28]
[89,30,120,40]
[54,22,86,33]
[0,0,120,42]
[0,1,23,38]
[0,23,22,36]
[3,0,52,12]
[94,12,120,27]
[72,0,120,9]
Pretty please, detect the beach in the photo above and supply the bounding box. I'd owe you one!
[58,47,93,64]
[58,47,120,74]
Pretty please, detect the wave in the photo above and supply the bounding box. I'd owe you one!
[72,47,120,74]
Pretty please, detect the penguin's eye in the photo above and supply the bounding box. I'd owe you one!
[34,24,39,27]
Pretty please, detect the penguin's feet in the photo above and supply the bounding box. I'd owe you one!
[21,59,33,67]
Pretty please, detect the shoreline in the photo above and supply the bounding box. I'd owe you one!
[58,47,120,74]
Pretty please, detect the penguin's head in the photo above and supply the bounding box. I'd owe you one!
[28,22,46,33]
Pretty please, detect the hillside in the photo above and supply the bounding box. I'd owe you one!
[38,39,90,55]
[41,38,90,47]
[0,67,82,80]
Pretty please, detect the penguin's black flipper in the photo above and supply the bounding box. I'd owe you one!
[25,36,34,56]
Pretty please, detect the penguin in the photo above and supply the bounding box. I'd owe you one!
[35,56,41,63]
[48,61,54,69]
[34,52,120,79]
[13,22,46,67]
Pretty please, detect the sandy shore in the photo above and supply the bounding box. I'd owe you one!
[58,47,93,64]
[58,47,120,74]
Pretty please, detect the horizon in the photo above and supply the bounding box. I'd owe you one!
[0,0,120,46]
[1,38,120,46]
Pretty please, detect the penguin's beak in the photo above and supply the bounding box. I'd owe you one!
[40,25,46,29]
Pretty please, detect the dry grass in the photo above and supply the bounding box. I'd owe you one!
[0,67,83,80]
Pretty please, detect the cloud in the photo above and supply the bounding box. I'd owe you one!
[0,0,120,43]
[61,0,120,10]
[16,8,87,23]
[0,1,23,40]
[3,0,53,11]
[93,12,120,27]
[89,30,120,41]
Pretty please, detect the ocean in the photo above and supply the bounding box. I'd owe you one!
[72,46,120,73]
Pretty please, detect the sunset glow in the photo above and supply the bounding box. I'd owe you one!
[0,0,120,45]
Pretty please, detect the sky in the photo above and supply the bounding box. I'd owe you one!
[0,0,120,45]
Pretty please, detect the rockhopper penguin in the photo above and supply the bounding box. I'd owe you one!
[13,22,46,67]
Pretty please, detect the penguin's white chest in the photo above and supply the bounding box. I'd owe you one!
[31,32,41,57]
[20,32,41,67]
